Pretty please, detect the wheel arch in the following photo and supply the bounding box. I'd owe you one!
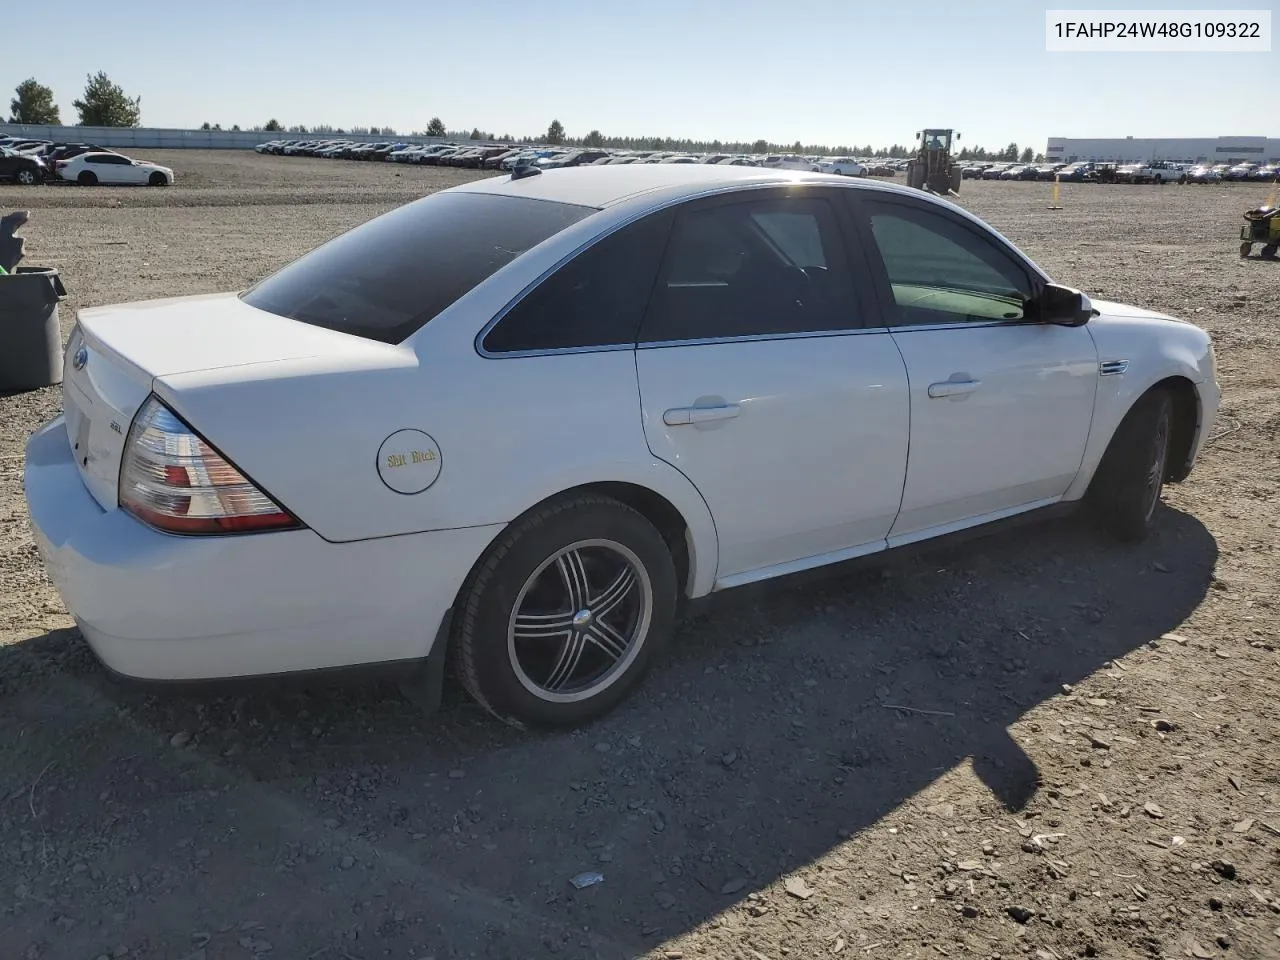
[1067,372,1205,500]
[449,474,719,618]
[1154,375,1201,483]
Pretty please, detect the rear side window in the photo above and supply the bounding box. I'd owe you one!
[242,192,597,344]
[639,196,859,343]
[482,211,673,354]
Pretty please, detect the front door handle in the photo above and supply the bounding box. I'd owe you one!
[927,379,981,399]
[663,403,741,426]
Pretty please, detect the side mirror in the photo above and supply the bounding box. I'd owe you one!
[1037,283,1093,327]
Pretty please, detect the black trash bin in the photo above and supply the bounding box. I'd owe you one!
[1,266,67,392]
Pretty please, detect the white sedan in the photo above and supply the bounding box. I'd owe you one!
[24,165,1220,727]
[58,151,174,186]
[814,157,867,177]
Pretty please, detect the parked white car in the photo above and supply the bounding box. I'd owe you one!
[763,154,816,171]
[58,151,174,186]
[814,157,867,176]
[24,165,1219,727]
[1114,161,1187,184]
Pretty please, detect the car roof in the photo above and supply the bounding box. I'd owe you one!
[450,163,885,209]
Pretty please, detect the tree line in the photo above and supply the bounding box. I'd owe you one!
[8,74,141,127]
[7,82,1044,161]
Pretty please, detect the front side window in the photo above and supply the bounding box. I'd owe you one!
[861,199,1035,325]
[640,195,858,343]
[242,192,597,343]
[482,211,672,354]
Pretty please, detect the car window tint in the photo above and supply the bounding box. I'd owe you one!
[640,196,858,343]
[482,211,672,354]
[862,200,1032,325]
[749,211,826,268]
[242,192,597,344]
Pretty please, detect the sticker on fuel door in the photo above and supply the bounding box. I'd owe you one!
[377,429,442,494]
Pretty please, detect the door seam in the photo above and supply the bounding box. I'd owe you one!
[885,328,913,536]
[631,346,722,586]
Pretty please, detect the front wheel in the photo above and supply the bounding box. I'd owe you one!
[148,172,168,186]
[451,494,677,728]
[15,168,39,185]
[1088,390,1173,542]
[1262,244,1278,260]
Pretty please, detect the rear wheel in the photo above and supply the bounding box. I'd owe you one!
[1240,242,1253,258]
[15,168,38,185]
[451,494,677,728]
[77,171,98,186]
[147,171,167,186]
[1262,244,1278,259]
[1088,390,1173,542]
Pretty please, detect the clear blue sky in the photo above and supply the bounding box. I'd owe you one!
[6,0,1275,151]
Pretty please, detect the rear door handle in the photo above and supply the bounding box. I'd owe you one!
[927,379,981,399]
[663,403,741,426]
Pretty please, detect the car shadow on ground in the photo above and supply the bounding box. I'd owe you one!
[1,507,1217,958]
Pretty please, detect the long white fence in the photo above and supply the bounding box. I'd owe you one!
[0,123,483,150]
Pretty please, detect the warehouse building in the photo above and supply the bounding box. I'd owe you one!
[1045,135,1280,164]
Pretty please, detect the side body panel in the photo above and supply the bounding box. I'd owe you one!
[887,322,1098,539]
[636,334,909,580]
[1062,309,1219,501]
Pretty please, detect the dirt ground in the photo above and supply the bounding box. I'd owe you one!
[1,151,1277,960]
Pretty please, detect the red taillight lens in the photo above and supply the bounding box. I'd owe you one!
[119,396,301,535]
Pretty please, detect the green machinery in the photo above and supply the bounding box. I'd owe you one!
[907,129,962,196]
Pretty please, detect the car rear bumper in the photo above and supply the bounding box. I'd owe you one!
[23,417,499,681]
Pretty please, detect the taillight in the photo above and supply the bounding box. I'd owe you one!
[119,396,301,535]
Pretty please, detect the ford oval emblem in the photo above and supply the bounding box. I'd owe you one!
[72,346,88,370]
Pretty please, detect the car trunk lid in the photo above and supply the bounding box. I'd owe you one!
[64,291,405,510]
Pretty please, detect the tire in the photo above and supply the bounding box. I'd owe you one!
[1262,244,1278,260]
[1240,242,1253,258]
[77,171,98,186]
[1153,175,1163,184]
[1088,390,1173,542]
[451,494,678,728]
[147,172,167,186]
[15,168,38,185]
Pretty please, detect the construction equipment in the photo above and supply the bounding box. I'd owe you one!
[1239,204,1279,259]
[906,129,962,196]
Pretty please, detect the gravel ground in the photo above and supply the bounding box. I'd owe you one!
[1,151,1277,960]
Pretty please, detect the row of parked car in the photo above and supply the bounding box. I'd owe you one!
[961,162,1067,181]
[962,158,1278,184]
[0,137,175,186]
[254,138,910,177]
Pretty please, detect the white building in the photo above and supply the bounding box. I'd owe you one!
[1045,135,1279,165]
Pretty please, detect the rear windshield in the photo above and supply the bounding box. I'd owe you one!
[241,191,597,343]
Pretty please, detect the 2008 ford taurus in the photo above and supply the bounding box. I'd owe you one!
[24,164,1220,727]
